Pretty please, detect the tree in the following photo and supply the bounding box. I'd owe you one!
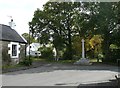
[29,1,120,62]
[112,2,120,47]
[94,2,119,62]
[89,35,103,62]
[29,2,99,60]
[29,2,77,60]
[22,33,37,44]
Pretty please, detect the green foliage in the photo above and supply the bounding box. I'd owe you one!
[40,46,54,59]
[103,49,120,63]
[29,2,99,60]
[29,2,120,63]
[89,35,103,58]
[62,49,70,60]
[110,44,119,49]
[19,56,32,66]
[95,2,119,61]
[72,36,82,57]
[89,35,103,49]
[22,33,37,43]
[2,64,23,70]
[72,35,103,59]
[98,53,104,59]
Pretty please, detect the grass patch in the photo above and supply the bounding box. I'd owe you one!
[2,64,23,69]
[56,60,76,63]
[31,57,47,62]
[31,57,77,64]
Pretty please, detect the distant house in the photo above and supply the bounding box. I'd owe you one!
[0,24,27,65]
[26,43,57,57]
[26,43,41,57]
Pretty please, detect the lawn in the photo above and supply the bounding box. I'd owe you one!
[31,57,76,64]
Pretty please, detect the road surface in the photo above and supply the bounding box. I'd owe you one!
[2,63,118,86]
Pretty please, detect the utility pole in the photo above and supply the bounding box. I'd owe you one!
[29,28,31,65]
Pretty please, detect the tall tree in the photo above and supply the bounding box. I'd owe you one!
[95,2,119,62]
[29,2,100,60]
[29,2,79,59]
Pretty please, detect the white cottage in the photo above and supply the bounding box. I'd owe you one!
[0,24,27,65]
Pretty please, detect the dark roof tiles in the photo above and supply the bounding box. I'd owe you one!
[0,24,27,44]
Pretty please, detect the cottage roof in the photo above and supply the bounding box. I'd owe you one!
[0,24,27,44]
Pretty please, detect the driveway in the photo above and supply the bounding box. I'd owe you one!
[2,63,118,86]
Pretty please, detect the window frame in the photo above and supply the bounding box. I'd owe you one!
[12,44,17,56]
[8,42,20,58]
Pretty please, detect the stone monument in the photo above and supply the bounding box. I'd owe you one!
[74,39,92,65]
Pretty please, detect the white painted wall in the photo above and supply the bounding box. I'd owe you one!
[26,43,41,56]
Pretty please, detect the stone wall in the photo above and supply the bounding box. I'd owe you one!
[2,41,10,65]
[1,41,26,65]
[19,43,26,62]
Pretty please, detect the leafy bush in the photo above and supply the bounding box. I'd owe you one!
[62,49,73,60]
[108,49,120,63]
[98,53,104,59]
[19,56,32,66]
[102,49,120,63]
[40,46,54,59]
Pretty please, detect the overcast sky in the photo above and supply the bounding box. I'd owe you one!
[0,0,49,35]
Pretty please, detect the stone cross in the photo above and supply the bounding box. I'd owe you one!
[74,39,91,65]
[74,38,91,65]
[81,39,85,59]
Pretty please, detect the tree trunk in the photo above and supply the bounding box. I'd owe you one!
[67,15,72,60]
[102,33,111,62]
[53,42,59,61]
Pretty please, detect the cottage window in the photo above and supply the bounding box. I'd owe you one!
[12,44,17,56]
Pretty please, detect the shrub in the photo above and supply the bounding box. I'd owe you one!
[40,47,54,59]
[102,49,120,63]
[62,49,73,60]
[109,49,120,63]
[19,56,32,66]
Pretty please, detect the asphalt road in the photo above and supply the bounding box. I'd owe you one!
[2,63,118,86]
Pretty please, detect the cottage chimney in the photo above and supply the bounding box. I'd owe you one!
[8,17,16,29]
